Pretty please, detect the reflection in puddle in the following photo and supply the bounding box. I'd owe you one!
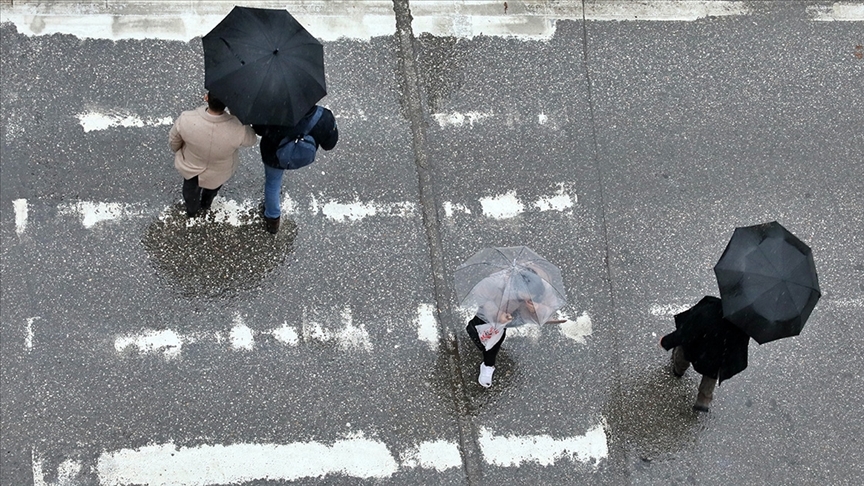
[142,202,297,299]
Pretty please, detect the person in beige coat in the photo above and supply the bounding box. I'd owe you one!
[169,94,258,217]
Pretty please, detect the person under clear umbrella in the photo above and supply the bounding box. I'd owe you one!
[660,296,750,412]
[466,270,547,388]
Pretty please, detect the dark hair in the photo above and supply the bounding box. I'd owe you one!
[207,96,226,113]
[517,269,545,299]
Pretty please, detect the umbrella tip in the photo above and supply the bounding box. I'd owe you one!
[273,49,279,55]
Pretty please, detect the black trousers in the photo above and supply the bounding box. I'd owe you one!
[466,317,506,367]
[182,176,221,216]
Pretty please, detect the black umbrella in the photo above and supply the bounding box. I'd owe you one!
[713,221,821,344]
[203,6,326,126]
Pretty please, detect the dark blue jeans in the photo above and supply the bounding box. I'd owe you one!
[263,164,285,219]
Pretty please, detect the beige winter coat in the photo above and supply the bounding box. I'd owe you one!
[169,106,258,189]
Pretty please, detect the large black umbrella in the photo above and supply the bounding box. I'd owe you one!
[203,6,326,126]
[713,221,821,344]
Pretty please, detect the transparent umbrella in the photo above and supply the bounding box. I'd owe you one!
[454,246,567,328]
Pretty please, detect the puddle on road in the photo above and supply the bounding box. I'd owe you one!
[603,367,702,460]
[142,203,297,299]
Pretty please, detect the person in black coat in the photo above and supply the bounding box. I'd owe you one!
[253,105,338,234]
[660,295,750,412]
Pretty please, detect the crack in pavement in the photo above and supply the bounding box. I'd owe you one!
[391,1,484,484]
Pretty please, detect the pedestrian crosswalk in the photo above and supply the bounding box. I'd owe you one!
[32,422,607,485]
[10,183,580,233]
[23,305,591,360]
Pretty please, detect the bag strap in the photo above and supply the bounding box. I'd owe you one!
[300,106,324,138]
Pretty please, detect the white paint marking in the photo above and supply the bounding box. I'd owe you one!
[479,191,525,219]
[96,436,400,485]
[432,111,492,128]
[77,111,173,132]
[505,323,542,342]
[478,422,608,467]
[32,448,46,486]
[415,304,439,350]
[585,1,750,21]
[534,184,577,212]
[271,322,300,346]
[443,201,471,218]
[808,3,864,21]
[559,311,593,344]
[538,113,549,125]
[57,201,141,228]
[649,304,691,316]
[32,450,84,486]
[336,306,373,352]
[25,317,39,351]
[305,321,333,343]
[15,1,842,45]
[13,199,28,235]
[114,329,184,358]
[281,194,296,215]
[320,199,415,222]
[230,316,255,351]
[181,197,255,227]
[400,440,462,471]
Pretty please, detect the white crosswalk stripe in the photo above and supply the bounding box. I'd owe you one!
[31,421,607,485]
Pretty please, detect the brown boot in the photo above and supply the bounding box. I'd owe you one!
[264,216,280,234]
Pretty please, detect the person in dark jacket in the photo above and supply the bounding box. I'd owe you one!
[660,295,750,412]
[253,105,338,234]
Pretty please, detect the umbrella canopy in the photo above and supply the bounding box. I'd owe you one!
[454,246,567,328]
[713,221,821,344]
[203,6,326,126]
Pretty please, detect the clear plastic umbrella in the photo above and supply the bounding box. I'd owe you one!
[454,246,567,328]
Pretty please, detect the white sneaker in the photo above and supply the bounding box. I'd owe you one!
[478,363,495,388]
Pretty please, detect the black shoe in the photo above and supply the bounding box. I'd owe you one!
[693,404,710,413]
[264,216,280,234]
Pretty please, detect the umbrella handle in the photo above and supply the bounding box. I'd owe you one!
[545,319,567,324]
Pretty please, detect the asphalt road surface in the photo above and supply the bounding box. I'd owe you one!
[2,1,863,485]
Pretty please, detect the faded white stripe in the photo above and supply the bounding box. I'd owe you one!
[480,191,525,219]
[1,1,761,43]
[57,201,142,228]
[320,200,415,222]
[230,316,255,351]
[25,317,39,350]
[649,304,691,316]
[559,311,593,344]
[478,422,608,467]
[96,437,400,485]
[432,111,492,128]
[115,329,184,358]
[77,111,172,132]
[13,199,28,235]
[400,440,462,471]
[585,0,750,21]
[535,185,577,212]
[416,304,439,350]
[808,3,864,21]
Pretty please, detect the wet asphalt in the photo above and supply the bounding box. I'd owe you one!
[2,1,863,485]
